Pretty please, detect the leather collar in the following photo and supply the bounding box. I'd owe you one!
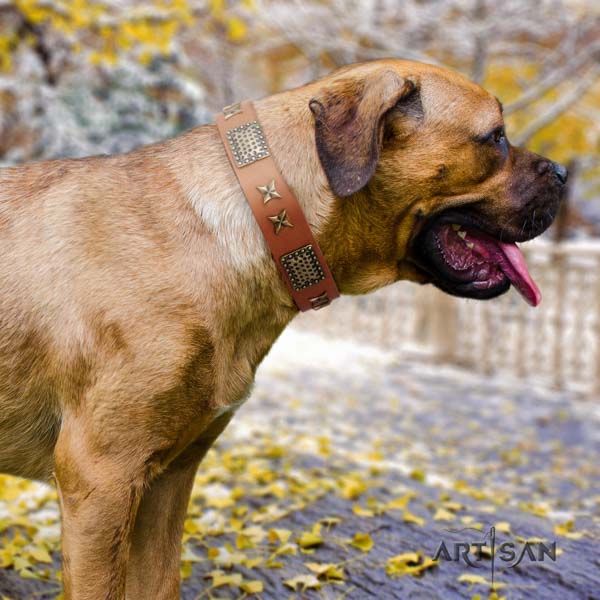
[215,100,339,311]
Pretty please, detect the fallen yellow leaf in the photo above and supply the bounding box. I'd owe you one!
[350,532,374,552]
[305,562,345,581]
[403,510,425,527]
[433,508,456,522]
[283,574,321,591]
[240,580,263,594]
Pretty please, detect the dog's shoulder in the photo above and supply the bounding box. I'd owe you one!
[0,154,114,204]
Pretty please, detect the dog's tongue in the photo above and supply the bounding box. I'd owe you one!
[497,241,541,307]
[462,228,541,307]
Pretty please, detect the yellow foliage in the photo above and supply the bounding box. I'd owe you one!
[210,0,226,17]
[305,561,345,581]
[433,507,456,522]
[386,551,438,578]
[227,16,247,42]
[484,62,539,103]
[297,524,323,549]
[338,474,368,499]
[350,532,374,552]
[403,510,425,527]
[485,62,599,162]
[283,574,321,591]
[352,504,375,517]
[268,527,292,544]
[9,0,201,69]
[554,519,586,540]
[0,34,15,71]
[240,580,263,594]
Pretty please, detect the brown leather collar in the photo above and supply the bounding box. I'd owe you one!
[215,100,339,311]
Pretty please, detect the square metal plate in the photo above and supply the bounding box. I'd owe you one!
[281,244,326,291]
[226,121,270,167]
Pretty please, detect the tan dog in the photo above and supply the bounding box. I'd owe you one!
[0,58,565,599]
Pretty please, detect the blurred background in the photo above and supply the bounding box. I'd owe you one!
[1,0,600,391]
[0,1,599,599]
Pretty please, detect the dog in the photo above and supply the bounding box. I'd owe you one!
[0,58,565,599]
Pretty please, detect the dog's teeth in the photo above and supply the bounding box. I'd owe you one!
[467,241,474,249]
[457,231,467,239]
[451,224,460,231]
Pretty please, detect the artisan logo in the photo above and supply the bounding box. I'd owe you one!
[433,526,557,586]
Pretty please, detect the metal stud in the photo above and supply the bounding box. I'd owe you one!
[257,179,281,204]
[226,121,270,167]
[222,102,243,119]
[268,209,293,235]
[280,244,326,291]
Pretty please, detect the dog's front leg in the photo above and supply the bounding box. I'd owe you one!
[54,417,150,600]
[125,411,234,600]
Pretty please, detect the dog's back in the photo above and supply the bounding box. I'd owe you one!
[0,139,220,480]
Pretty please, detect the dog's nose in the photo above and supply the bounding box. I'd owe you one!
[551,161,568,184]
[536,160,568,184]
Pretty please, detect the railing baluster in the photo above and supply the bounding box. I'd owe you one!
[292,239,599,396]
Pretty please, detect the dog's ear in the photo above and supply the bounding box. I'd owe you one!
[309,70,419,197]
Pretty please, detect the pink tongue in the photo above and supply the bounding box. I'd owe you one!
[497,242,541,307]
[462,229,541,307]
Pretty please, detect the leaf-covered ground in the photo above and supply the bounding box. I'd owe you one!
[1,329,598,600]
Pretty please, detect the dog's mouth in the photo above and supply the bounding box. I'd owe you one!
[413,211,541,306]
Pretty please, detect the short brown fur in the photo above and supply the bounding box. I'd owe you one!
[0,59,563,598]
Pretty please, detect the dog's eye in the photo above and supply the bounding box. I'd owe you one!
[475,127,507,147]
[492,128,506,144]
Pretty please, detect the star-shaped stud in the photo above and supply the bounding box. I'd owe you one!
[257,179,282,204]
[268,209,293,235]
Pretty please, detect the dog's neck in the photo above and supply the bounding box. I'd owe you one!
[160,92,339,402]
[148,91,403,406]
[255,92,337,240]
[176,91,337,275]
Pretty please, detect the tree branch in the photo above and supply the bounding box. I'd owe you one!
[513,64,600,146]
[504,40,600,115]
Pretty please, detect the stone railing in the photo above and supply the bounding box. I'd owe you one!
[294,239,600,395]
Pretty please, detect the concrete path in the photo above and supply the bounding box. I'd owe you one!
[1,329,598,599]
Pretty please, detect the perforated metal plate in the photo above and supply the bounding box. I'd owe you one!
[280,244,326,291]
[226,121,270,167]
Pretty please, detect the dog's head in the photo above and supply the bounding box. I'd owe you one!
[310,59,566,305]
